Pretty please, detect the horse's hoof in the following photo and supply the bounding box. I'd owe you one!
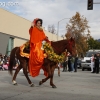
[39,81,42,85]
[29,83,34,87]
[58,75,60,77]
[52,85,57,88]
[12,80,18,85]
[12,82,18,85]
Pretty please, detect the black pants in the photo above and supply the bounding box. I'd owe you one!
[68,60,71,71]
[74,58,78,72]
[74,63,77,72]
[62,61,67,72]
[94,62,99,73]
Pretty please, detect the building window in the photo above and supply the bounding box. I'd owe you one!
[6,37,14,56]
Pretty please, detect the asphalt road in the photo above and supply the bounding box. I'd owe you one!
[0,69,100,100]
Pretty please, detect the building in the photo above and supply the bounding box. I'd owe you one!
[0,8,63,55]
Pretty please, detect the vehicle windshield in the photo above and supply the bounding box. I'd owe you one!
[86,52,97,57]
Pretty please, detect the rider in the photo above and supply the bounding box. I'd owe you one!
[29,18,49,77]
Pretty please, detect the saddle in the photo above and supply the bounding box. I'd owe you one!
[20,41,30,58]
[20,41,47,58]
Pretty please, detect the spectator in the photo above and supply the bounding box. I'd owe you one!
[94,53,100,74]
[0,54,11,70]
[3,55,7,63]
[68,52,71,72]
[0,56,4,70]
[0,61,3,71]
[90,54,94,73]
[70,56,75,72]
[74,56,78,72]
[62,55,68,72]
[2,62,8,70]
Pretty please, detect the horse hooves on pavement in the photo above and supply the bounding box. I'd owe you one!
[13,83,18,86]
[39,81,42,85]
[30,83,34,87]
[52,85,57,88]
[12,80,18,86]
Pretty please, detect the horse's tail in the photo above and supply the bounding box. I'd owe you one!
[8,47,19,75]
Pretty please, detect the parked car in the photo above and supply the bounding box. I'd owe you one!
[77,58,82,68]
[81,50,100,71]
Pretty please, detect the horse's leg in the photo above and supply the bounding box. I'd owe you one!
[50,66,57,88]
[22,61,34,87]
[58,67,60,77]
[39,65,51,85]
[39,76,50,85]
[12,65,22,85]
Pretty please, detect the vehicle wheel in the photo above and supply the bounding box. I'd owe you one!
[82,68,84,71]
[79,64,81,69]
[77,65,79,69]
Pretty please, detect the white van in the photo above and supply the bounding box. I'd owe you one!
[81,49,100,71]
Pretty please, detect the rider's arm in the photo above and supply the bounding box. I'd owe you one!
[29,22,34,35]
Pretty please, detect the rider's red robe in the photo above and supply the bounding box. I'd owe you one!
[29,26,47,77]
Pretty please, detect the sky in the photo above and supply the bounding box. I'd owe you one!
[0,0,100,39]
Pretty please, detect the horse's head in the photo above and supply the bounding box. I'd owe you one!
[51,38,77,56]
[66,37,76,57]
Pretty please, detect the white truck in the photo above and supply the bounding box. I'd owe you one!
[81,50,100,71]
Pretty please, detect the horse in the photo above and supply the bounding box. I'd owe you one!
[8,38,76,88]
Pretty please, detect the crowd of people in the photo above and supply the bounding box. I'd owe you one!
[61,52,100,74]
[0,53,18,71]
[61,52,78,72]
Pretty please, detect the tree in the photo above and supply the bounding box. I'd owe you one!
[87,37,100,49]
[65,12,90,57]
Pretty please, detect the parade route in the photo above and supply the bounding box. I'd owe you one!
[0,69,100,100]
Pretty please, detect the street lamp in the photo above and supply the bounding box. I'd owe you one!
[57,18,70,40]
